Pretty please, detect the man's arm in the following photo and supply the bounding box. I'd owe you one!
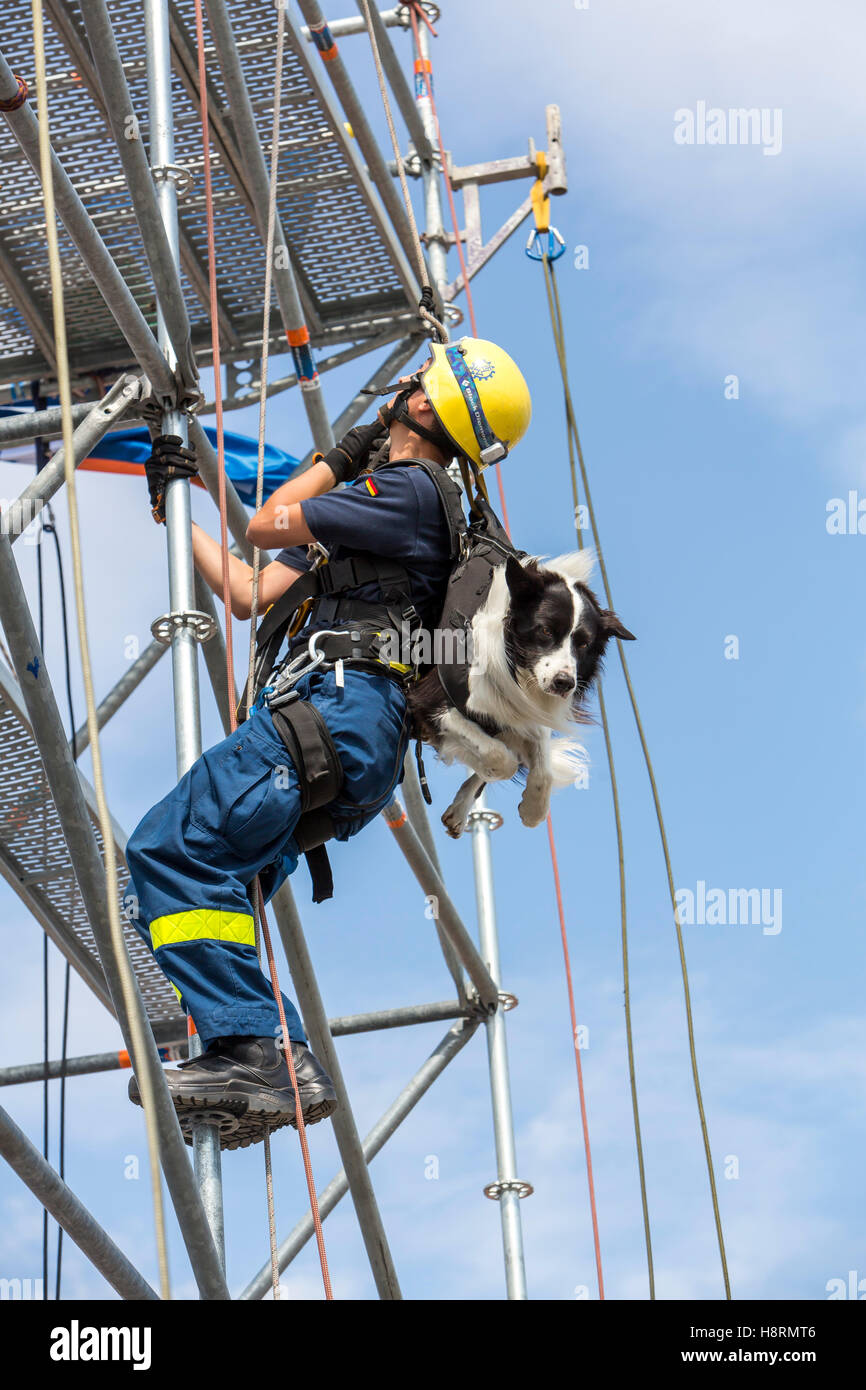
[191,523,304,620]
[245,420,389,548]
[245,459,337,549]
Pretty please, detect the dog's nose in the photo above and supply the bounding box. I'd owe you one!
[550,672,576,696]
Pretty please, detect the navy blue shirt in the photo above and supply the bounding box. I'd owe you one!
[273,462,452,642]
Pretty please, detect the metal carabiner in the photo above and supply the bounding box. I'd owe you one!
[525,226,567,262]
[265,644,325,710]
[306,628,347,664]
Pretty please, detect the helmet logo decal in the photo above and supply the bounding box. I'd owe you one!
[466,357,496,382]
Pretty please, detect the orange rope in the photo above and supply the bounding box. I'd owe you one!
[546,816,604,1298]
[193,0,332,1299]
[256,884,333,1299]
[192,0,235,718]
[408,4,603,1293]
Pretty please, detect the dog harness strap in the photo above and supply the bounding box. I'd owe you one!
[431,519,527,720]
[269,700,345,901]
[368,458,467,562]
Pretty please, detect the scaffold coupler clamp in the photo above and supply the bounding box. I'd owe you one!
[467,988,515,1020]
[138,368,203,426]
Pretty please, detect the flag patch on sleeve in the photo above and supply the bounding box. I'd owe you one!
[364,477,379,496]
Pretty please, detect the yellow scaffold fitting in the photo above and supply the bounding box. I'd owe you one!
[526,151,566,262]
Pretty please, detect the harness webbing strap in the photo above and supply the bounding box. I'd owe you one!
[269,700,345,903]
[270,700,344,813]
[256,554,411,649]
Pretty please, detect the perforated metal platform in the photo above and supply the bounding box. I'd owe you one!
[0,0,418,388]
[0,658,186,1039]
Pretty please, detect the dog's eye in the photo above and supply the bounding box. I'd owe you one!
[537,625,551,640]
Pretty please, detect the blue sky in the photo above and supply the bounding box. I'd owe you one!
[1,0,864,1301]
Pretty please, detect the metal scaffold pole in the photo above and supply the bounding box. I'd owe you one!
[412,18,528,1299]
[413,19,448,303]
[143,0,225,1272]
[468,797,530,1301]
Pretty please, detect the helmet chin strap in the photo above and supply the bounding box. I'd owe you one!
[362,378,452,454]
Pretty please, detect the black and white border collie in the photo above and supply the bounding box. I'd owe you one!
[408,551,635,837]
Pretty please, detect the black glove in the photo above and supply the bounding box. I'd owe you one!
[145,434,198,524]
[315,419,388,485]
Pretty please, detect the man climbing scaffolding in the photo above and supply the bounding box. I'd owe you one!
[125,338,531,1150]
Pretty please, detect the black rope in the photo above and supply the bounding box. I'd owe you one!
[33,412,49,1299]
[41,505,76,1295]
[32,389,77,1300]
[45,504,76,1300]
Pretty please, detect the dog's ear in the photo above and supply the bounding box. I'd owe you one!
[505,555,544,601]
[602,610,636,641]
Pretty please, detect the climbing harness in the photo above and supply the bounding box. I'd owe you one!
[247,456,465,880]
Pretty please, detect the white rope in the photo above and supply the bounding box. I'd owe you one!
[244,1,288,1301]
[244,0,288,714]
[30,0,171,1298]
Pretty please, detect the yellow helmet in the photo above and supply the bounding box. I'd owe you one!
[419,337,532,468]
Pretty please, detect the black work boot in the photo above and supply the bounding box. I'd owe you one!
[128,1036,337,1151]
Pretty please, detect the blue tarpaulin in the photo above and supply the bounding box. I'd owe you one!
[85,427,300,504]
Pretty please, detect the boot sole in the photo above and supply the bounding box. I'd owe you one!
[289,1093,338,1130]
[129,1078,337,1151]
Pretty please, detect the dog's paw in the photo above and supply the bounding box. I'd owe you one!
[442,802,467,839]
[518,783,550,828]
[479,746,519,781]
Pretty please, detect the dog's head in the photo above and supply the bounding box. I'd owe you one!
[503,554,635,705]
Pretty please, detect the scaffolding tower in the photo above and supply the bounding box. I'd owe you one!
[0,0,566,1300]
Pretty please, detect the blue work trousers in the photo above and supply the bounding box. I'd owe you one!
[125,669,409,1050]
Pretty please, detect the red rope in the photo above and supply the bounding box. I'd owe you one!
[409,2,603,1293]
[256,885,333,1300]
[193,0,332,1299]
[546,816,605,1298]
[192,0,235,719]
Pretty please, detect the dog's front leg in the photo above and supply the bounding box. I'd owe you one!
[437,708,519,782]
[441,773,486,839]
[518,733,553,828]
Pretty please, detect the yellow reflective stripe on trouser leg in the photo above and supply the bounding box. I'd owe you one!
[149,909,256,951]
